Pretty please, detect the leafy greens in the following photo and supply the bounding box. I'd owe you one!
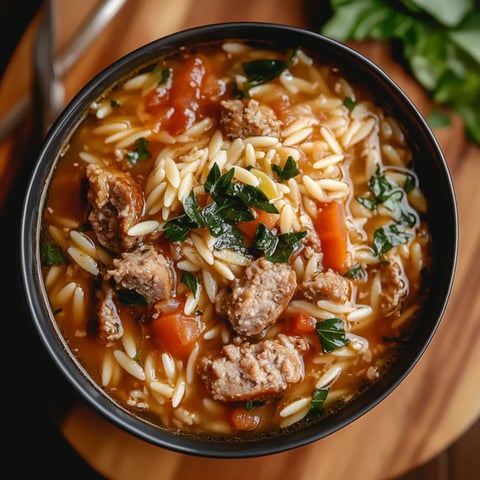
[320,0,480,145]
[163,163,306,263]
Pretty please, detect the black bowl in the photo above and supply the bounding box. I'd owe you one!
[19,22,458,458]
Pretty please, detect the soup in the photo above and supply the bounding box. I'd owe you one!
[41,40,431,436]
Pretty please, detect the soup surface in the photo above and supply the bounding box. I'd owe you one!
[41,40,431,436]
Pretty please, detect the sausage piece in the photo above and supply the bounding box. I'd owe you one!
[105,244,174,304]
[379,258,408,316]
[197,336,308,402]
[297,269,351,303]
[220,98,282,139]
[216,257,297,337]
[96,284,123,342]
[86,163,145,253]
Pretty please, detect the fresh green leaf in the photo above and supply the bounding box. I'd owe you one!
[315,318,349,354]
[253,224,307,263]
[343,264,364,279]
[163,214,196,242]
[308,387,329,417]
[180,271,199,297]
[343,96,356,111]
[272,156,300,182]
[267,231,307,263]
[226,182,279,214]
[372,223,413,257]
[242,49,297,90]
[41,242,68,266]
[408,0,473,27]
[356,164,417,226]
[183,191,205,228]
[253,223,278,258]
[320,0,480,146]
[427,109,452,128]
[213,226,250,253]
[403,173,416,193]
[245,399,267,411]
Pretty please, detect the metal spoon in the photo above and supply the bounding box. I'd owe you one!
[0,0,127,141]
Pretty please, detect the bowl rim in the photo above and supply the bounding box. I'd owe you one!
[19,21,458,458]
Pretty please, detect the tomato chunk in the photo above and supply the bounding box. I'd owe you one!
[236,208,280,239]
[288,312,317,334]
[151,312,201,358]
[143,55,227,136]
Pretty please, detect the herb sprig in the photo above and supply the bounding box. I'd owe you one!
[356,165,417,258]
[163,163,306,262]
[237,49,298,96]
[316,318,349,354]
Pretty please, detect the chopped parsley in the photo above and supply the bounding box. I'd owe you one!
[308,387,329,417]
[272,156,300,182]
[41,242,68,266]
[343,264,364,280]
[238,48,297,95]
[163,163,307,262]
[126,137,151,164]
[180,271,199,297]
[356,164,417,258]
[253,224,307,263]
[159,67,172,85]
[343,96,356,111]
[316,318,349,354]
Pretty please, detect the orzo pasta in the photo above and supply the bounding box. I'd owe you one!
[40,40,431,436]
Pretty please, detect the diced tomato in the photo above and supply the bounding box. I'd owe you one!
[236,208,280,239]
[143,55,227,136]
[231,408,261,431]
[151,312,201,359]
[288,312,317,334]
[314,200,348,273]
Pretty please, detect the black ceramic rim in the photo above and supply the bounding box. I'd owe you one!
[19,22,458,458]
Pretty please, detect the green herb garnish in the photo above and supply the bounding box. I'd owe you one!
[308,388,329,417]
[272,156,300,182]
[253,224,307,263]
[164,163,278,246]
[41,242,68,266]
[343,264,364,279]
[372,223,413,258]
[316,318,349,353]
[356,164,417,258]
[126,137,151,164]
[238,49,298,95]
[343,96,356,111]
[180,271,199,297]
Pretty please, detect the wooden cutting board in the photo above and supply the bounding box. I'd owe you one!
[2,1,479,478]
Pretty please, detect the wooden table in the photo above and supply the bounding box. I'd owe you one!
[2,1,479,478]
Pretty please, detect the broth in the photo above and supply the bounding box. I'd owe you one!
[41,40,431,436]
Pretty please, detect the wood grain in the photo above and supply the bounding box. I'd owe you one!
[2,1,479,478]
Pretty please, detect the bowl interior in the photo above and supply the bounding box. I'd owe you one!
[19,22,457,458]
